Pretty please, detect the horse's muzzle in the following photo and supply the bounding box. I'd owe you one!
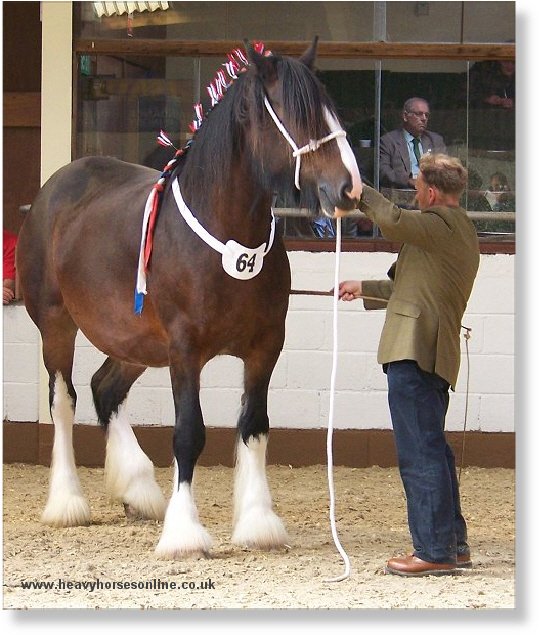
[318,181,361,219]
[335,187,362,218]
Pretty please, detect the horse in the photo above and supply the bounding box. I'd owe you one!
[16,39,362,559]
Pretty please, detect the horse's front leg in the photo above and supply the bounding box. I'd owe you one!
[232,350,289,549]
[155,353,212,559]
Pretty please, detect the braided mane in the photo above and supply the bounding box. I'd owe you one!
[179,43,335,211]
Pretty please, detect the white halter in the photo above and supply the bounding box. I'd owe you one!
[263,96,359,194]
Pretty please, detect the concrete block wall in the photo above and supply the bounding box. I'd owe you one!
[2,306,40,422]
[2,252,514,433]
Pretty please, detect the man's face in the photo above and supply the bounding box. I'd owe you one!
[403,100,430,137]
[500,60,515,76]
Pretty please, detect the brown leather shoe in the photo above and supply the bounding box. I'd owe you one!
[385,554,459,577]
[457,553,473,568]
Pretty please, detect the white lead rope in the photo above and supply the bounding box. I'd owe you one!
[324,216,352,583]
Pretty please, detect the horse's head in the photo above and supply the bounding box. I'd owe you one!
[245,38,363,219]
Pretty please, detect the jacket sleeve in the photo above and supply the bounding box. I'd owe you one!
[379,133,409,188]
[361,278,393,310]
[359,185,453,250]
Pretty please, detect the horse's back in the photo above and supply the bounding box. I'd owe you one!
[17,157,158,324]
[19,156,156,256]
[26,156,156,222]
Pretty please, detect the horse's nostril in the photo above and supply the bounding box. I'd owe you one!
[341,183,351,201]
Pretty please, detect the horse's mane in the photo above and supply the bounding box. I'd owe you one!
[178,52,336,212]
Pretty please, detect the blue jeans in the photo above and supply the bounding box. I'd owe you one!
[386,360,469,564]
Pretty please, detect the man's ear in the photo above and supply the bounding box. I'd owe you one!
[299,35,319,69]
[428,186,438,206]
[244,40,278,83]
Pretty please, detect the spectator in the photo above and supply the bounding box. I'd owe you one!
[483,171,514,211]
[379,98,447,189]
[469,60,515,110]
[3,229,18,305]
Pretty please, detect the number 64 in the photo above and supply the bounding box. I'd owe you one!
[236,252,256,273]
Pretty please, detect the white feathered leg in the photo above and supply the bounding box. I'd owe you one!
[104,403,166,521]
[155,461,213,559]
[41,373,91,527]
[232,434,288,549]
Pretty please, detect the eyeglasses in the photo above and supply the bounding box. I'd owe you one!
[406,110,430,119]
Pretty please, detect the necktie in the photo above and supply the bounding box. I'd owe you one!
[412,137,422,166]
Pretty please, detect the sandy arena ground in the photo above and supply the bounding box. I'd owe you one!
[2,462,514,610]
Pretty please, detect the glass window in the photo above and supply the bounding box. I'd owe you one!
[384,1,514,43]
[464,59,515,236]
[378,58,468,208]
[462,1,516,42]
[74,1,516,246]
[385,1,464,42]
[78,1,515,44]
[77,54,187,165]
[78,1,375,42]
[377,58,515,237]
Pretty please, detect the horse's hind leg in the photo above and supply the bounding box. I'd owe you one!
[41,315,91,527]
[91,358,166,521]
[232,348,288,549]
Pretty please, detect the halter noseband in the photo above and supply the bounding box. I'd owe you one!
[263,96,347,190]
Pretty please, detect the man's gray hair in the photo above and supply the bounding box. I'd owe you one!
[403,97,429,113]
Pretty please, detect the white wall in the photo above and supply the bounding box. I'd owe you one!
[3,252,514,433]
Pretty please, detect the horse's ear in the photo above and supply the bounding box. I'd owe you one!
[299,36,319,69]
[244,39,278,84]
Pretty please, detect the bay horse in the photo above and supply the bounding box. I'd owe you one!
[16,39,362,559]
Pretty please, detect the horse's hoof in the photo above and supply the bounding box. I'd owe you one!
[120,485,167,522]
[123,503,147,520]
[154,546,211,561]
[232,508,288,550]
[106,458,167,522]
[154,530,213,560]
[41,495,91,527]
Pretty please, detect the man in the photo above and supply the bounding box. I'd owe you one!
[469,60,515,110]
[379,97,447,189]
[339,154,480,576]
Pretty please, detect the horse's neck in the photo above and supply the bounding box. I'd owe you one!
[177,165,274,246]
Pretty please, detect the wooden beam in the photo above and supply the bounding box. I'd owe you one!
[3,92,41,127]
[74,39,515,61]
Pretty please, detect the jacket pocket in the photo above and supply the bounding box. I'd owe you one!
[389,298,421,318]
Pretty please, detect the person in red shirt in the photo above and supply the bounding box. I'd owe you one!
[3,229,18,305]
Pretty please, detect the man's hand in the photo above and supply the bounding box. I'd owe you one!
[337,280,362,301]
[3,284,15,305]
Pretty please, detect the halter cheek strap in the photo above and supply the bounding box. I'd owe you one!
[263,97,347,190]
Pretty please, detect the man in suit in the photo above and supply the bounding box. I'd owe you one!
[379,97,447,189]
[338,154,480,577]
